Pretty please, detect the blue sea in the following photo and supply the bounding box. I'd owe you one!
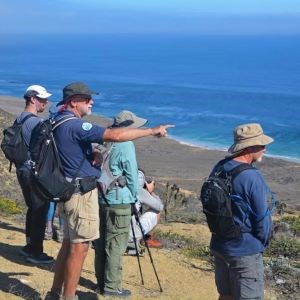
[0,34,299,162]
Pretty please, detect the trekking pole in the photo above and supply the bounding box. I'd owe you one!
[130,217,144,285]
[132,205,163,292]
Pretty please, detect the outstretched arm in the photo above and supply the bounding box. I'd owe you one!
[102,124,174,142]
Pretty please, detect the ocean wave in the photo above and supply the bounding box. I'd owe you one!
[168,134,300,164]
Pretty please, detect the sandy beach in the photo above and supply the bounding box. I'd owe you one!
[0,95,299,212]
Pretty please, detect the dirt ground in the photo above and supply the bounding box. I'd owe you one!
[0,216,220,300]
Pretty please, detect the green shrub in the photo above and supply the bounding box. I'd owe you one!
[281,216,300,235]
[0,198,22,215]
[265,237,300,259]
[155,229,210,259]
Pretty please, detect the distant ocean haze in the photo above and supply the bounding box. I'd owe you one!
[0,34,299,161]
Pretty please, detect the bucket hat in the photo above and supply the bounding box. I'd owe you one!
[228,123,273,154]
[24,85,52,99]
[112,110,148,128]
[57,82,98,106]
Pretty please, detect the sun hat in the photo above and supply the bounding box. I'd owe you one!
[24,85,52,99]
[228,123,274,154]
[112,110,148,128]
[56,82,98,106]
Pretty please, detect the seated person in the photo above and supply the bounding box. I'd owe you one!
[127,169,164,254]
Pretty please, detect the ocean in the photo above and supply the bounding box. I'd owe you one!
[0,34,299,161]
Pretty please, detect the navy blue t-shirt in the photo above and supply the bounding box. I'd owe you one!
[53,110,105,178]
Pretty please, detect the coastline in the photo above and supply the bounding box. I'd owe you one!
[0,95,299,212]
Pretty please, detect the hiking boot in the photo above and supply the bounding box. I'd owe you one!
[19,244,32,257]
[44,231,53,240]
[103,289,131,298]
[26,252,54,264]
[146,238,162,248]
[44,290,60,300]
[60,296,79,300]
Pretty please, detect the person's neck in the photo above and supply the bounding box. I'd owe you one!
[67,106,82,118]
[24,106,37,115]
[232,155,253,164]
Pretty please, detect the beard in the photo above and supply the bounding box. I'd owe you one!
[86,108,92,115]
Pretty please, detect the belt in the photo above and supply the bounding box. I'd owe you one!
[66,176,97,195]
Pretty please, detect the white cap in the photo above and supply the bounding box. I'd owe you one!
[25,85,52,99]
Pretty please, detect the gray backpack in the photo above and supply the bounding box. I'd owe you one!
[97,143,126,197]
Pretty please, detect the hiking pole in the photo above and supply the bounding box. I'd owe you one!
[130,217,144,285]
[132,205,163,292]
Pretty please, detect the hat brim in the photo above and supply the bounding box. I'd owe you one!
[37,92,52,99]
[128,116,148,128]
[56,92,98,107]
[228,134,274,154]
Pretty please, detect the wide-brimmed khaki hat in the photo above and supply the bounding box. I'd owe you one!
[112,110,147,128]
[228,123,274,154]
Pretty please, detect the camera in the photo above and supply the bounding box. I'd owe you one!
[145,176,153,184]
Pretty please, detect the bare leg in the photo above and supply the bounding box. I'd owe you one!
[63,242,90,297]
[51,239,70,291]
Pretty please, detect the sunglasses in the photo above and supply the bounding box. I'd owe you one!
[36,97,48,103]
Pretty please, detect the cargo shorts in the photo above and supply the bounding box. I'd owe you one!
[212,250,264,300]
[60,188,99,243]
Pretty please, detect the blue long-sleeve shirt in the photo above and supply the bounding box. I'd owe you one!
[99,141,138,205]
[210,159,273,256]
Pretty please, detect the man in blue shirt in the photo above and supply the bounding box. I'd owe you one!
[48,83,173,300]
[17,85,54,264]
[94,110,147,298]
[209,123,273,300]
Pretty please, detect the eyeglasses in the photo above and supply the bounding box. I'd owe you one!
[72,96,92,103]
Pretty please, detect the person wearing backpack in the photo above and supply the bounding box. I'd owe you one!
[46,83,173,300]
[14,85,54,264]
[203,123,273,300]
[93,110,147,298]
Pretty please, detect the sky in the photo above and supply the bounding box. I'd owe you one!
[0,0,300,35]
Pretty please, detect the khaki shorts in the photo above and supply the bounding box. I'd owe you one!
[60,188,99,243]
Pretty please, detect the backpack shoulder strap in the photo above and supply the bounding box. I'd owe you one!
[52,115,78,130]
[101,142,115,168]
[16,113,35,125]
[228,163,255,181]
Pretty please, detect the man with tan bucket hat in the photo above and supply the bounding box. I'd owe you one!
[203,123,274,300]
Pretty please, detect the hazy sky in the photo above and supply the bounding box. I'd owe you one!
[1,0,300,35]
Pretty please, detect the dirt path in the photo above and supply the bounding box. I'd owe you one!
[0,216,218,300]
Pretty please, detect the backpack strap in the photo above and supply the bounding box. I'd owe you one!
[9,114,36,172]
[228,163,255,181]
[51,115,88,191]
[52,115,78,130]
[13,113,35,127]
[18,113,36,124]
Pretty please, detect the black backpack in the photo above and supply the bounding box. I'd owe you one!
[200,159,255,239]
[29,115,84,203]
[1,114,35,172]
